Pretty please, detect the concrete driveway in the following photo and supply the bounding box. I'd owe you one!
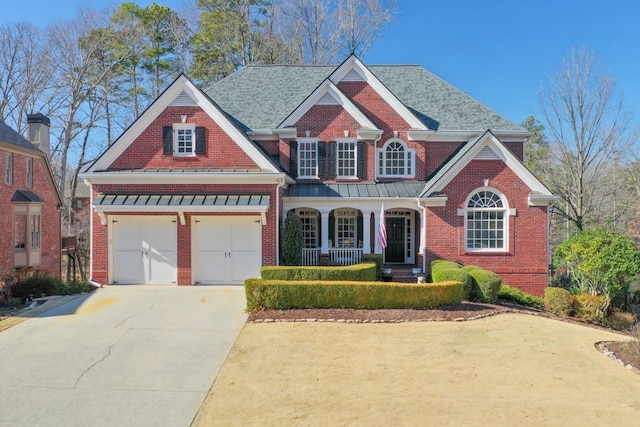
[0,285,247,427]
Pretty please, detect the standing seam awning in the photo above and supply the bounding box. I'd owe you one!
[92,194,270,225]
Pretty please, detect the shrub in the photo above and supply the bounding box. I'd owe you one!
[431,260,462,273]
[10,274,63,303]
[245,279,464,311]
[261,262,377,282]
[498,285,544,309]
[362,254,384,281]
[573,294,606,322]
[281,211,303,266]
[467,269,501,303]
[432,268,473,300]
[605,310,637,331]
[55,280,91,295]
[544,287,574,316]
[461,265,482,272]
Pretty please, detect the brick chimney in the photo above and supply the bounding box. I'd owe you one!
[27,113,50,157]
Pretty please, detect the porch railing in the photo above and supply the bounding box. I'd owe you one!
[329,248,363,266]
[302,248,321,266]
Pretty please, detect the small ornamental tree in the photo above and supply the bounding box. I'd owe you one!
[554,229,640,313]
[281,211,304,266]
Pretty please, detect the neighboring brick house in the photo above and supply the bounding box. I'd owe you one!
[81,55,555,295]
[0,115,63,279]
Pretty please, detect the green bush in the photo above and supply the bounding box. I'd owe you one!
[467,269,501,303]
[461,265,482,272]
[498,285,544,309]
[281,212,304,265]
[261,262,377,282]
[10,274,63,303]
[431,260,462,273]
[432,268,473,300]
[573,294,606,322]
[362,254,384,281]
[245,279,464,311]
[544,287,574,316]
[55,280,91,295]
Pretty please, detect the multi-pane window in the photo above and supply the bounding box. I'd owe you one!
[13,205,41,267]
[377,139,414,177]
[335,209,357,248]
[5,153,13,185]
[337,140,357,177]
[26,158,33,187]
[31,214,41,249]
[297,209,318,248]
[14,214,27,249]
[466,190,506,251]
[174,124,195,156]
[298,140,318,177]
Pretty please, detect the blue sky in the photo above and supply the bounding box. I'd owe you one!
[2,0,639,127]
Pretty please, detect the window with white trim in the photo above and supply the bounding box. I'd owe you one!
[335,208,357,248]
[173,123,195,156]
[296,209,318,248]
[5,153,13,185]
[298,140,318,178]
[465,190,507,251]
[337,140,357,178]
[377,139,414,177]
[13,204,41,267]
[26,158,33,187]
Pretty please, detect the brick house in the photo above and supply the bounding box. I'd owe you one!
[81,56,555,295]
[0,115,62,279]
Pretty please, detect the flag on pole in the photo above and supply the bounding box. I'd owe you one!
[376,205,387,252]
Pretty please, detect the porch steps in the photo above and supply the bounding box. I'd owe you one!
[384,265,422,283]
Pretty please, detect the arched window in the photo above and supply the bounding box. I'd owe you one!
[377,139,414,177]
[465,189,508,251]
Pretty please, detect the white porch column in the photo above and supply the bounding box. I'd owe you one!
[362,210,373,254]
[421,205,428,273]
[320,209,330,254]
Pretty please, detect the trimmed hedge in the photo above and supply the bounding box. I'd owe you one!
[461,265,482,273]
[544,287,574,316]
[498,285,544,309]
[245,279,464,311]
[467,269,502,303]
[432,268,473,300]
[431,260,462,272]
[574,294,606,322]
[362,254,384,281]
[261,262,377,282]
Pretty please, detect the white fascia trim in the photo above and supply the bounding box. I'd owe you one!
[421,130,531,143]
[424,132,554,196]
[283,197,420,213]
[329,56,428,131]
[93,204,269,214]
[89,75,277,172]
[279,80,379,130]
[357,129,384,140]
[420,197,448,207]
[528,194,560,206]
[80,172,292,185]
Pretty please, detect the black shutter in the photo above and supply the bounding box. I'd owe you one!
[357,141,366,179]
[328,213,335,247]
[357,213,363,248]
[318,142,327,178]
[162,126,173,155]
[195,127,206,154]
[316,211,321,249]
[290,141,298,178]
[328,141,337,178]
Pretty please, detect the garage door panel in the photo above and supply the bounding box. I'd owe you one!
[193,250,227,284]
[230,250,261,282]
[114,251,143,284]
[231,219,260,251]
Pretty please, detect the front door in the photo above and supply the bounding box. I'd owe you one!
[385,217,405,262]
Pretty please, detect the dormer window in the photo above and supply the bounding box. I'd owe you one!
[163,125,206,157]
[377,139,415,178]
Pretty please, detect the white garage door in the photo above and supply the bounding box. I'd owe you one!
[192,216,262,285]
[112,216,177,285]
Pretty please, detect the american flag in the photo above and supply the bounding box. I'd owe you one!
[376,205,387,252]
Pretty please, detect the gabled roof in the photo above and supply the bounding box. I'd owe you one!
[206,63,522,132]
[0,120,41,152]
[279,78,379,130]
[12,189,44,203]
[84,74,281,173]
[420,130,555,206]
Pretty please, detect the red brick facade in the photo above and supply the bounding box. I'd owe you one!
[0,149,61,278]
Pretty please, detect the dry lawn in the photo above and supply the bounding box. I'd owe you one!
[193,314,640,427]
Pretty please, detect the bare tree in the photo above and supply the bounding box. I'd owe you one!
[539,47,632,232]
[336,0,397,57]
[0,22,53,132]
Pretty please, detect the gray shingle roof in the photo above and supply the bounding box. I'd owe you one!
[206,64,522,132]
[0,120,41,152]
[285,182,425,198]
